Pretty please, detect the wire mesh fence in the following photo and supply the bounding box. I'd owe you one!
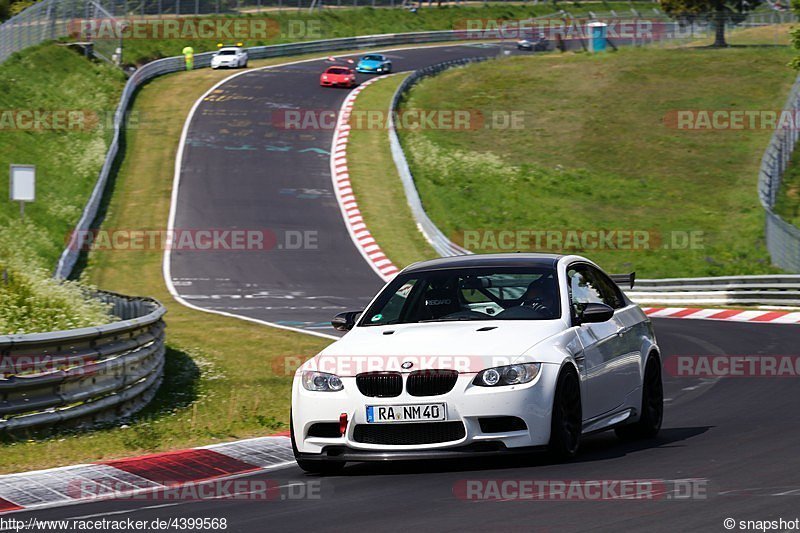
[2,0,796,65]
[758,77,800,273]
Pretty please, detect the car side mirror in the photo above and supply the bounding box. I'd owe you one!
[332,311,362,331]
[577,303,614,324]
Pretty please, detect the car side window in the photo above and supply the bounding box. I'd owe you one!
[566,263,625,315]
[585,267,625,309]
[567,267,606,309]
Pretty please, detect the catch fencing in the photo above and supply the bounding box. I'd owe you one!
[758,75,800,273]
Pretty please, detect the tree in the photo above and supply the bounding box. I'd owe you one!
[660,0,761,47]
[0,0,11,21]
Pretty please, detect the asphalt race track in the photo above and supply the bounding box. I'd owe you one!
[14,318,800,531]
[168,42,525,335]
[17,43,798,531]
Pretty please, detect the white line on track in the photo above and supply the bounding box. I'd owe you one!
[162,42,501,341]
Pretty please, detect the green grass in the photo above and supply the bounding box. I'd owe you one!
[0,43,125,267]
[394,27,797,277]
[103,3,655,65]
[346,74,438,268]
[0,245,112,334]
[0,44,126,333]
[775,149,800,227]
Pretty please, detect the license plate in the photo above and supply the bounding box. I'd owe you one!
[366,403,446,423]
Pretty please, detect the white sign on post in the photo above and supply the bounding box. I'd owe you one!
[10,164,35,218]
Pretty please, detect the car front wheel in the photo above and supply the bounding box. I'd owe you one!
[548,366,582,460]
[615,356,663,440]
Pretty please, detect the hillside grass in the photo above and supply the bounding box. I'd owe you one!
[0,43,125,267]
[0,44,127,333]
[394,26,796,278]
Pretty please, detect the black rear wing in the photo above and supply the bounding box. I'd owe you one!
[609,272,635,289]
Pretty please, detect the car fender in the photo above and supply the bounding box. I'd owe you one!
[639,334,660,375]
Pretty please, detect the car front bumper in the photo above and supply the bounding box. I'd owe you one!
[292,363,560,460]
[320,80,354,87]
[295,443,546,462]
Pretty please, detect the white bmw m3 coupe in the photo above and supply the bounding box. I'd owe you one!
[291,254,663,473]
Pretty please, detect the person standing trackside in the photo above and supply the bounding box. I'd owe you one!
[182,46,194,71]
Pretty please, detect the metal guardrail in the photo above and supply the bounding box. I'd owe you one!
[0,291,166,435]
[627,275,800,307]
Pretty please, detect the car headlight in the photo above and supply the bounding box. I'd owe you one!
[302,371,344,391]
[322,75,328,80]
[473,363,541,387]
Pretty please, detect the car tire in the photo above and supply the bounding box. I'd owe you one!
[547,366,582,460]
[615,356,663,440]
[242,59,248,68]
[290,412,346,475]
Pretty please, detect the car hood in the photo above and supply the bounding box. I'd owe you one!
[358,60,382,66]
[309,320,567,375]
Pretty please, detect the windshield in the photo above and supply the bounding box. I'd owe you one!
[327,67,350,75]
[360,267,561,326]
[218,50,237,55]
[362,55,382,61]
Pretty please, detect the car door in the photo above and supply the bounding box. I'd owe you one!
[566,264,635,420]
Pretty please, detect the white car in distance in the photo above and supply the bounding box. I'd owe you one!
[211,46,248,69]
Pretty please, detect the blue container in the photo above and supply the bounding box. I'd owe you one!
[588,22,607,53]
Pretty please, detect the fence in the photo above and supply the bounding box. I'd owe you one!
[758,76,800,273]
[0,291,166,435]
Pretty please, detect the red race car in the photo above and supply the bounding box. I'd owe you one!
[320,66,356,88]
